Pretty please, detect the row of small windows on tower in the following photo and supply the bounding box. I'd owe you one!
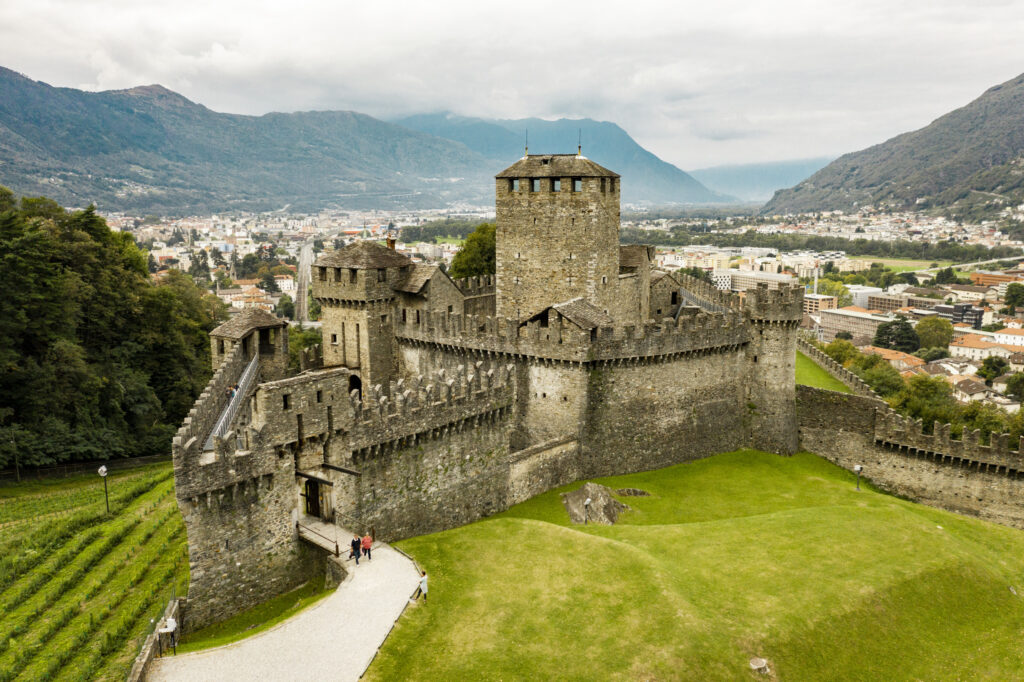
[317,267,389,284]
[510,177,616,193]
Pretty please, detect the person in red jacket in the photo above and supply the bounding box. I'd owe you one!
[361,533,373,561]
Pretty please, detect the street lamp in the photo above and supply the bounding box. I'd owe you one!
[853,464,863,491]
[584,497,592,525]
[98,465,109,513]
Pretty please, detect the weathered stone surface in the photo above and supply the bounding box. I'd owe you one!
[562,482,629,525]
[174,155,805,630]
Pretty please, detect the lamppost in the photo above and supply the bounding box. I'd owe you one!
[854,464,863,491]
[584,497,592,525]
[98,465,109,513]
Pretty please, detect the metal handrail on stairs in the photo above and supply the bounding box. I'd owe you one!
[203,354,260,451]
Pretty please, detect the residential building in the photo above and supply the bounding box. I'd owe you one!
[803,293,837,315]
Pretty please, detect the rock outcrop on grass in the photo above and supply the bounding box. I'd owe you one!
[561,482,629,525]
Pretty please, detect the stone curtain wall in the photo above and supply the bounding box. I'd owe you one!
[797,385,1024,530]
[582,348,749,477]
[354,413,513,540]
[796,337,879,398]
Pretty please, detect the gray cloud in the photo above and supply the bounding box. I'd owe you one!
[1,0,1022,169]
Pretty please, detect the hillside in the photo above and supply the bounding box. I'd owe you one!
[763,72,1024,218]
[369,450,1024,680]
[0,67,494,213]
[690,157,832,201]
[394,113,733,205]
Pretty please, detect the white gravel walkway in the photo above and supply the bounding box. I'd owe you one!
[148,542,420,682]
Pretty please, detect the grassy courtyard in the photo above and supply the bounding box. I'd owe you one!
[0,463,188,681]
[796,350,851,393]
[369,450,1024,681]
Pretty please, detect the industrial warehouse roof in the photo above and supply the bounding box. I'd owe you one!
[496,154,619,179]
[315,240,411,269]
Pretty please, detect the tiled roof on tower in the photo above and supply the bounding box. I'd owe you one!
[315,240,411,269]
[496,154,619,179]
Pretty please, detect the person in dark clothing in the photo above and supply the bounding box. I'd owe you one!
[350,534,361,564]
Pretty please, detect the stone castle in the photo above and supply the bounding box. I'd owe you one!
[172,153,806,629]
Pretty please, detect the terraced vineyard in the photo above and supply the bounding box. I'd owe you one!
[0,464,188,681]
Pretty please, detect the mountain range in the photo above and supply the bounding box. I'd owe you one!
[0,67,732,213]
[763,71,1024,219]
[393,113,733,204]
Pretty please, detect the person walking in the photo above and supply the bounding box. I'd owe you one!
[361,533,372,561]
[412,570,428,602]
[349,534,361,565]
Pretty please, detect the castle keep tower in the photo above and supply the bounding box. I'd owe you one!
[495,154,621,321]
[312,241,411,390]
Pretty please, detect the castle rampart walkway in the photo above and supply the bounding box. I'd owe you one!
[148,533,421,682]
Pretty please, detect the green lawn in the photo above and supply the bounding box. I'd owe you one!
[796,350,851,393]
[369,450,1024,681]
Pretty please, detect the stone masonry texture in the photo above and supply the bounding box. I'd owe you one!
[175,154,812,629]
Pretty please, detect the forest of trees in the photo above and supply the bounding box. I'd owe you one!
[399,218,489,244]
[0,188,227,468]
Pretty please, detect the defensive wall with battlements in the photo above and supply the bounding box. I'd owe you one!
[796,348,1024,531]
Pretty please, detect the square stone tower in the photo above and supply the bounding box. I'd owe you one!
[495,154,621,321]
[312,240,412,392]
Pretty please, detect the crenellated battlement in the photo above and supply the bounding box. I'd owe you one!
[743,283,804,323]
[345,361,516,453]
[395,307,749,363]
[797,338,879,398]
[299,344,323,372]
[675,273,741,311]
[453,274,495,297]
[873,407,1024,473]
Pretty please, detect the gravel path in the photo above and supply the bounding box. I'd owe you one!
[148,543,420,681]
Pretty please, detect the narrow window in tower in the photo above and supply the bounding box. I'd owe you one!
[573,178,582,192]
[334,267,341,282]
[602,276,608,285]
[377,268,386,282]
[349,269,357,283]
[531,178,540,192]
[513,277,521,285]
[552,179,561,192]
[401,309,406,323]
[609,178,616,192]
[331,333,338,344]
[318,267,327,281]
[512,179,520,191]
[515,252,521,259]
[567,276,574,286]
[381,314,388,325]
[316,390,322,403]
[282,394,291,410]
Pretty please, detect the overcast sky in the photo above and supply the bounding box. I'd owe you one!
[1,0,1022,170]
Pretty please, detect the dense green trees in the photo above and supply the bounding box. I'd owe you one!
[449,223,496,279]
[0,190,226,467]
[819,338,1024,444]
[915,317,954,350]
[873,317,920,352]
[400,218,488,244]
